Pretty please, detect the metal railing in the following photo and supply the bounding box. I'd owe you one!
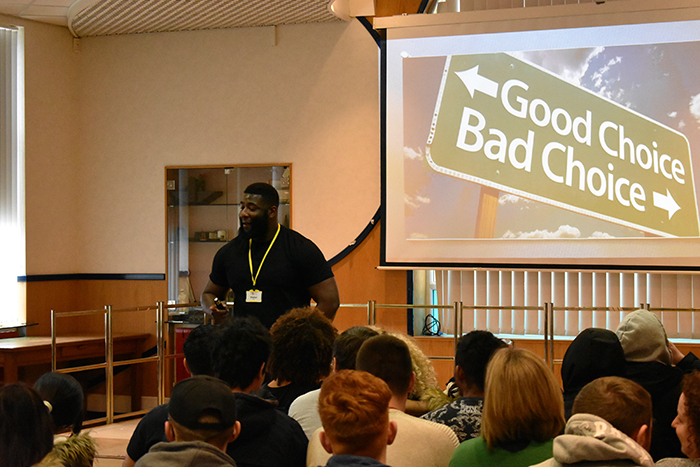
[50,301,173,424]
[48,299,700,424]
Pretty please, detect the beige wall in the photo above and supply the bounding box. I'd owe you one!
[1,14,82,275]
[12,16,379,276]
[71,20,380,275]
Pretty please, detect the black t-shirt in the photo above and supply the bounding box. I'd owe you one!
[209,225,334,328]
[259,381,321,414]
[126,403,169,461]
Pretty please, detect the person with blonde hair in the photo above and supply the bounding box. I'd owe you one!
[449,347,565,467]
[317,370,397,466]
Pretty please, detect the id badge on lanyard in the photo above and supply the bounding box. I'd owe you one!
[248,224,280,304]
[246,289,263,303]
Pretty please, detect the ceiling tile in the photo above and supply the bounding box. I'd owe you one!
[22,13,67,24]
[33,0,79,7]
[23,4,67,14]
[0,4,27,16]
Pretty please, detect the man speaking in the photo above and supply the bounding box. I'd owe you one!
[201,182,339,327]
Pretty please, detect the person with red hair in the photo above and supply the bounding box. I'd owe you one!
[317,370,397,466]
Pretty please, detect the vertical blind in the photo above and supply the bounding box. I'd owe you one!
[0,25,25,325]
[432,270,700,339]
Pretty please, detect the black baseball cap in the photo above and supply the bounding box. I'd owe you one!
[168,375,237,431]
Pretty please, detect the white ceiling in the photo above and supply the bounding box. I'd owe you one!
[0,0,344,37]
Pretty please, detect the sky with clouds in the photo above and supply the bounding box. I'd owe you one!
[403,40,700,240]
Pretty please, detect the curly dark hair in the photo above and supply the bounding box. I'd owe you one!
[682,370,700,456]
[212,317,271,390]
[268,307,337,384]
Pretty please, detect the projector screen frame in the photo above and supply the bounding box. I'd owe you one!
[377,0,700,273]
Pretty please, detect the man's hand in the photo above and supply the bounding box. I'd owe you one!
[201,279,230,324]
[669,340,686,365]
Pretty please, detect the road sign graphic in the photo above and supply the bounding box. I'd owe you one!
[426,53,699,237]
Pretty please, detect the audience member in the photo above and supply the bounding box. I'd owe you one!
[181,323,216,376]
[35,371,85,434]
[422,330,506,442]
[135,376,240,467]
[616,309,700,460]
[561,328,627,419]
[126,318,307,467]
[34,372,97,467]
[263,307,337,413]
[317,370,397,467]
[449,347,565,467]
[212,317,308,467]
[307,334,459,467]
[124,323,217,467]
[374,328,451,415]
[533,376,654,467]
[289,326,379,438]
[0,383,54,467]
[657,371,700,467]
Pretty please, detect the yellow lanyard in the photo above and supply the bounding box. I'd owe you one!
[249,224,280,287]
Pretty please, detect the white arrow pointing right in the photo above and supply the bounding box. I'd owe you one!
[455,65,499,99]
[653,189,681,220]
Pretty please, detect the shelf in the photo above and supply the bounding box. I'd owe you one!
[167,190,224,206]
[168,200,290,208]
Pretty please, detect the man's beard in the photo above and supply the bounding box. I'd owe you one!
[239,212,269,240]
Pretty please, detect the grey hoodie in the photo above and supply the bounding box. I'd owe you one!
[531,414,654,467]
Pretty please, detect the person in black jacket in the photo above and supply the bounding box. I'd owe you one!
[560,328,627,419]
[616,309,700,461]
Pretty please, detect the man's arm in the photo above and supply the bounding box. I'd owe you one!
[200,279,230,324]
[309,277,340,322]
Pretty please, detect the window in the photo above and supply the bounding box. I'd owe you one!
[0,24,25,325]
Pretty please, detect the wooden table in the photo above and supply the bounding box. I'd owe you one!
[0,334,150,410]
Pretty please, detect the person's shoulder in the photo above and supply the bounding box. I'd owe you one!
[423,397,482,420]
[279,225,314,243]
[142,403,170,423]
[131,403,168,433]
[657,459,700,467]
[391,409,460,446]
[289,388,321,415]
[238,392,307,436]
[451,436,487,459]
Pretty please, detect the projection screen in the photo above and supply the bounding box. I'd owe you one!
[378,0,700,271]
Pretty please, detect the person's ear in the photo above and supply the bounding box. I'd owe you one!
[320,431,334,454]
[268,205,278,219]
[387,420,398,446]
[408,372,416,394]
[256,362,266,383]
[183,357,192,377]
[165,421,176,442]
[229,421,241,443]
[454,366,464,384]
[332,357,338,373]
[632,423,652,452]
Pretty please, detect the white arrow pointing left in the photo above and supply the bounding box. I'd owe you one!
[455,65,499,99]
[653,189,681,220]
